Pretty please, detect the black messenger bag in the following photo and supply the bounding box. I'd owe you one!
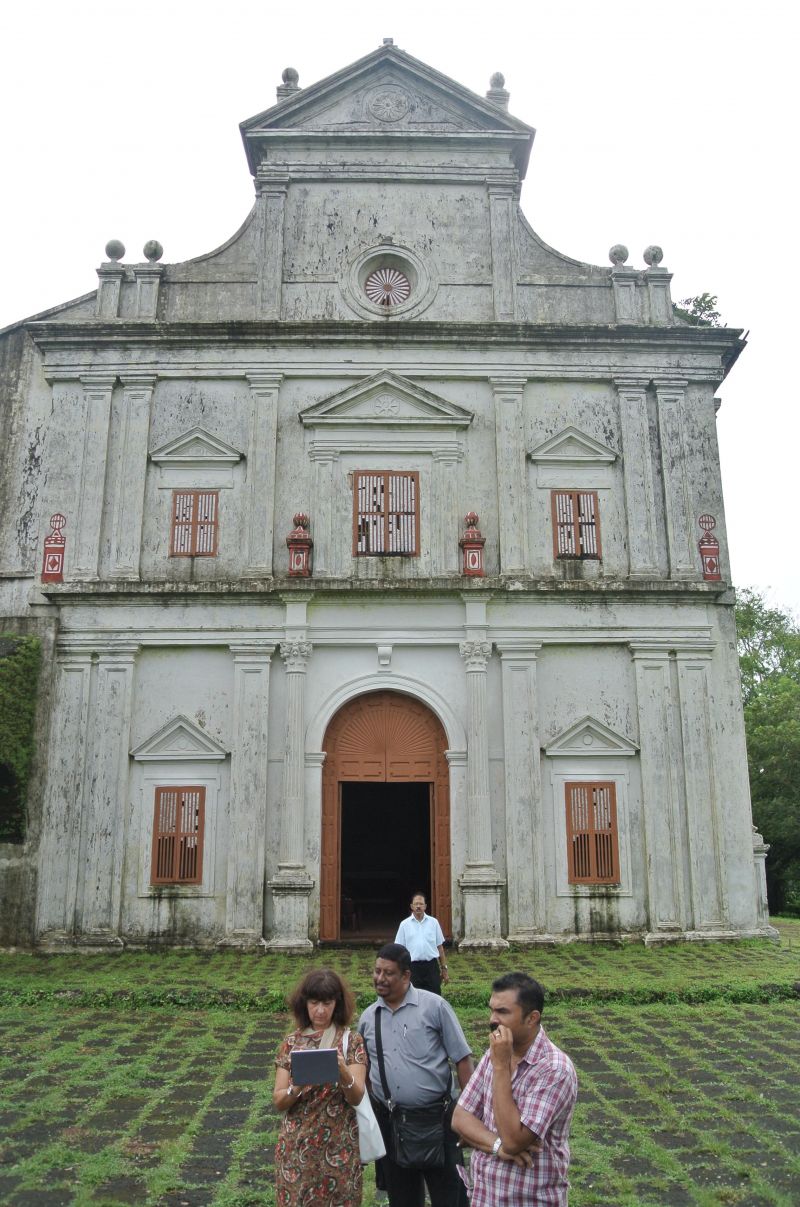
[374,1009,446,1169]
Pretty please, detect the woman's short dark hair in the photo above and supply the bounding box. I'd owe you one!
[287,968,356,1028]
[491,972,545,1017]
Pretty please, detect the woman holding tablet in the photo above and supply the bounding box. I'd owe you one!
[273,968,367,1205]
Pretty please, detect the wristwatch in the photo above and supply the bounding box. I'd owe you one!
[492,1136,503,1156]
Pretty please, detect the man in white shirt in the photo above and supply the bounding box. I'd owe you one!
[395,892,449,995]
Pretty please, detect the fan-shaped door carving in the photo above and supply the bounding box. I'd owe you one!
[320,691,451,940]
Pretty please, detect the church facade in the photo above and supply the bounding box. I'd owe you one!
[0,43,774,949]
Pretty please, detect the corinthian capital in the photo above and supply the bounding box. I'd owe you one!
[459,639,492,671]
[280,639,312,671]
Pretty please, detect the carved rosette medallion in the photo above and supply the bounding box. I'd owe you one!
[459,640,492,671]
[373,394,400,415]
[367,87,411,122]
[280,639,312,672]
[365,267,411,307]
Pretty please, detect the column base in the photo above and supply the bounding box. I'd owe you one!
[217,930,264,951]
[506,930,557,945]
[458,870,508,948]
[38,929,125,952]
[266,871,314,950]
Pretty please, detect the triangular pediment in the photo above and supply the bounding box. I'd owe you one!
[131,715,228,762]
[149,428,244,467]
[241,45,534,175]
[528,427,617,465]
[545,716,637,758]
[299,371,473,429]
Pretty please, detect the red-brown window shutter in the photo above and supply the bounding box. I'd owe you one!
[170,491,219,557]
[151,786,205,885]
[353,471,419,556]
[565,781,619,885]
[551,490,601,559]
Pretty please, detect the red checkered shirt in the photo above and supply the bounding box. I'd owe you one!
[457,1026,577,1206]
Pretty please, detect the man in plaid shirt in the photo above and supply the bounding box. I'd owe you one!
[452,973,577,1205]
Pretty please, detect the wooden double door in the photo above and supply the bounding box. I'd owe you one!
[320,691,452,940]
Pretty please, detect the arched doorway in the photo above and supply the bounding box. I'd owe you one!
[320,690,452,941]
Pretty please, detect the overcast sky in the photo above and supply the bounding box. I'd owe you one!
[2,0,796,614]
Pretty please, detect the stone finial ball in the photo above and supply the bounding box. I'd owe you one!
[609,244,629,266]
[490,72,506,89]
[143,240,163,263]
[643,244,664,266]
[105,239,125,262]
[282,67,300,85]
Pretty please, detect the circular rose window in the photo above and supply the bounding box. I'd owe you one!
[364,267,411,307]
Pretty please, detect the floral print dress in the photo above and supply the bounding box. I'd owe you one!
[275,1025,366,1207]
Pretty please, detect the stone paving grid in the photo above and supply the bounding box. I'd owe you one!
[1,1002,799,1206]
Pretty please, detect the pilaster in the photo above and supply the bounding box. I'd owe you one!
[674,647,727,932]
[615,378,658,577]
[656,380,695,577]
[308,448,340,575]
[266,598,313,950]
[110,374,156,579]
[458,603,507,947]
[131,264,164,319]
[256,174,289,319]
[221,643,275,947]
[78,643,139,944]
[72,374,116,580]
[96,263,125,319]
[35,649,93,945]
[487,181,517,320]
[610,266,641,323]
[245,373,282,575]
[645,265,674,325]
[497,642,549,940]
[490,376,528,574]
[630,644,686,937]
[431,448,461,575]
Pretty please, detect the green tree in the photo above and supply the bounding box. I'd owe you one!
[735,589,800,913]
[673,292,723,327]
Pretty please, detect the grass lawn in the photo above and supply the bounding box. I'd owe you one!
[1,921,798,1206]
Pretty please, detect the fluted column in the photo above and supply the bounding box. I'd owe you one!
[615,378,658,577]
[266,636,313,950]
[497,643,549,940]
[221,642,275,946]
[79,643,139,943]
[110,374,156,579]
[244,373,282,575]
[35,648,93,945]
[458,637,507,948]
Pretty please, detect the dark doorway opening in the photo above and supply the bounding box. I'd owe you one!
[340,781,431,940]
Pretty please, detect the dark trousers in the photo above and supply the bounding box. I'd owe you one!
[373,1098,467,1207]
[410,957,441,995]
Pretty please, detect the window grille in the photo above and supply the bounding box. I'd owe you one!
[551,490,601,558]
[151,786,205,885]
[170,491,218,557]
[353,471,419,556]
[565,781,619,885]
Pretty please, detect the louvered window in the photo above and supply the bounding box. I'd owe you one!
[150,786,205,885]
[565,781,619,885]
[551,490,601,558]
[170,491,218,557]
[353,471,419,556]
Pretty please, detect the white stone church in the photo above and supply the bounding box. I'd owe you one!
[0,42,774,949]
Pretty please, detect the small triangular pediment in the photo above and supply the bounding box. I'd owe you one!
[241,46,534,176]
[528,427,617,465]
[299,370,473,429]
[131,715,228,762]
[149,428,244,467]
[545,716,637,758]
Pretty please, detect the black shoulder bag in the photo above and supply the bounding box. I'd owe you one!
[374,1007,446,1169]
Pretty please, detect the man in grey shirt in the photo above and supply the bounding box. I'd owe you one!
[359,942,473,1207]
